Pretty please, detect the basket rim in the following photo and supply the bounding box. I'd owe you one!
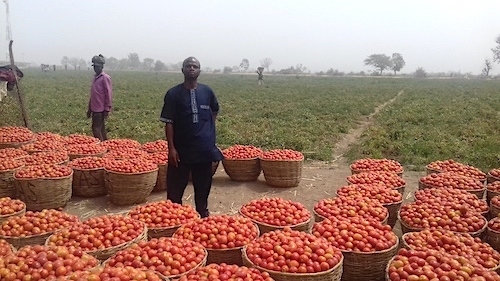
[487,188,500,194]
[349,164,404,175]
[71,166,105,171]
[13,171,74,181]
[259,157,304,162]
[488,225,500,234]
[104,167,159,175]
[0,204,26,219]
[488,172,500,180]
[341,235,399,255]
[0,165,25,173]
[238,208,311,229]
[242,245,343,277]
[223,157,260,161]
[0,230,54,241]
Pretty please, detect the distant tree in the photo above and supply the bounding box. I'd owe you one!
[223,66,232,74]
[69,57,79,70]
[239,59,249,71]
[154,60,165,72]
[106,57,118,70]
[364,54,392,75]
[492,35,500,63]
[78,59,87,70]
[143,58,155,70]
[128,53,141,69]
[260,58,273,72]
[118,58,128,70]
[414,67,427,78]
[482,59,493,77]
[61,56,69,70]
[391,53,405,74]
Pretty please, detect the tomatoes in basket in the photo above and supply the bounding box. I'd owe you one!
[350,158,403,174]
[142,139,168,153]
[0,158,24,171]
[222,144,263,159]
[104,158,157,173]
[0,209,78,237]
[68,156,110,170]
[14,163,72,178]
[314,196,388,223]
[0,126,33,143]
[346,171,405,190]
[0,148,28,159]
[128,200,198,229]
[427,159,486,181]
[0,197,25,216]
[239,197,311,227]
[260,149,303,161]
[179,263,274,281]
[420,172,484,191]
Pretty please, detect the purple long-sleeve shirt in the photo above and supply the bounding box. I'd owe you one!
[88,72,112,112]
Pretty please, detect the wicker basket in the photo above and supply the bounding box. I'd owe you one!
[491,202,500,219]
[105,169,158,205]
[418,179,486,199]
[14,173,73,211]
[487,227,500,252]
[206,246,246,266]
[148,225,181,239]
[260,158,303,188]
[313,209,389,226]
[82,223,148,261]
[488,173,500,184]
[0,206,26,224]
[242,247,343,281]
[488,190,500,205]
[341,236,399,281]
[1,231,53,249]
[0,167,22,198]
[68,151,106,161]
[239,210,311,234]
[385,201,402,228]
[222,158,261,182]
[153,164,166,192]
[426,166,441,175]
[72,167,106,197]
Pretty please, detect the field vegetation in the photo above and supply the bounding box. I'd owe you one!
[1,70,499,171]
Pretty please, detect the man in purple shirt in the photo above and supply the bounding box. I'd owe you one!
[87,54,112,141]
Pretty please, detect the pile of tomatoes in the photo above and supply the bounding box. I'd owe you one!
[350,158,403,174]
[63,134,99,145]
[260,149,303,161]
[23,151,69,166]
[222,145,263,159]
[0,148,28,159]
[0,126,33,144]
[179,263,274,281]
[14,164,72,179]
[128,200,199,229]
[104,158,158,174]
[0,197,25,216]
[20,139,65,153]
[104,148,150,160]
[336,183,402,205]
[141,139,168,153]
[240,197,311,227]
[65,143,107,156]
[68,156,110,170]
[420,172,484,191]
[0,158,24,171]
[427,159,486,182]
[346,171,406,190]
[67,266,164,281]
[314,196,388,223]
[0,209,78,237]
[414,188,488,215]
[101,139,141,151]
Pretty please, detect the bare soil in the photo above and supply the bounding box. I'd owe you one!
[64,91,422,237]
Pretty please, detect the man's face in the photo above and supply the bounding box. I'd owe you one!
[182,60,201,79]
[93,64,103,74]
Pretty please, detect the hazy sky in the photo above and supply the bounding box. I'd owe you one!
[1,0,500,74]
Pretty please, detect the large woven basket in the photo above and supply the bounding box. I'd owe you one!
[72,167,106,197]
[488,172,500,184]
[260,158,303,188]
[14,173,73,211]
[384,200,402,228]
[491,202,500,219]
[1,231,53,249]
[242,247,343,281]
[222,158,261,182]
[487,227,500,252]
[105,169,158,205]
[153,164,166,192]
[341,236,399,281]
[239,210,311,234]
[418,179,486,199]
[0,167,22,198]
[313,208,389,225]
[488,190,500,205]
[62,222,148,261]
[0,205,26,224]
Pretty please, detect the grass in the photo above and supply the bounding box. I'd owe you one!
[1,70,499,172]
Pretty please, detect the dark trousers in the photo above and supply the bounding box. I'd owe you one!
[91,112,107,141]
[166,162,213,218]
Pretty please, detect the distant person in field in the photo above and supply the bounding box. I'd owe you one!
[257,67,264,85]
[159,56,223,218]
[87,54,112,141]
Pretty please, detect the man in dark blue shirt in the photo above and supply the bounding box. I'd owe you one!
[160,57,223,218]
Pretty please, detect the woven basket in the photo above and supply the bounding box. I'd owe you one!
[260,159,303,188]
[239,210,311,234]
[418,179,486,199]
[82,223,148,261]
[487,227,500,252]
[384,200,402,228]
[148,225,181,239]
[313,209,389,226]
[105,169,158,205]
[0,167,22,198]
[350,167,403,178]
[0,206,26,224]
[14,173,73,211]
[341,236,399,281]
[242,247,343,281]
[206,247,246,266]
[0,140,33,149]
[222,158,261,182]
[68,151,106,161]
[1,231,53,249]
[488,190,500,205]
[72,167,106,197]
[491,202,500,219]
[153,164,166,192]
[488,173,500,184]
[426,167,441,175]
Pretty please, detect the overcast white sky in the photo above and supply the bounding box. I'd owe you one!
[1,0,500,74]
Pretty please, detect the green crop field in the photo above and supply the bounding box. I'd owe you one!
[1,70,499,172]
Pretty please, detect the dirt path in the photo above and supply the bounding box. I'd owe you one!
[65,90,421,237]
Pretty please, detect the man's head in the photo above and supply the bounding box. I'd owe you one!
[92,54,105,74]
[181,56,201,80]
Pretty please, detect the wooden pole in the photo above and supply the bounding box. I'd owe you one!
[8,40,30,129]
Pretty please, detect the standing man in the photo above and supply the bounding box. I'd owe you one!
[256,67,264,85]
[87,54,112,141]
[160,56,223,218]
